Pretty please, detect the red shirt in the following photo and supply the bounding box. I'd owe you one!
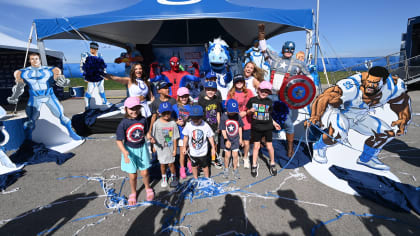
[227,89,253,130]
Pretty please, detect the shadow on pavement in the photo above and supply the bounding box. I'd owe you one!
[383,139,420,167]
[126,190,170,235]
[269,189,331,236]
[355,195,420,235]
[0,192,97,235]
[196,194,259,235]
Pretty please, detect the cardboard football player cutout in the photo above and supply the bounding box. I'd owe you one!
[304,66,411,195]
[7,53,84,153]
[0,106,24,175]
[80,42,111,110]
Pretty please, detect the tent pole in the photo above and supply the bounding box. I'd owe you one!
[23,23,35,67]
[305,30,312,63]
[34,23,48,66]
[314,0,320,67]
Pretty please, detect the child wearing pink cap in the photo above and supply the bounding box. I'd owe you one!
[246,81,281,178]
[116,96,154,205]
[172,87,193,179]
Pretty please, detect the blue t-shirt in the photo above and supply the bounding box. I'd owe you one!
[172,104,192,139]
[116,117,147,148]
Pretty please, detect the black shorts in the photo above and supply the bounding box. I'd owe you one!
[251,129,273,143]
[189,154,210,168]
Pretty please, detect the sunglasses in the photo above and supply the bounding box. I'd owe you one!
[260,89,271,94]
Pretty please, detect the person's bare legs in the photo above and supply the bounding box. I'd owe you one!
[252,141,261,166]
[232,151,239,169]
[224,150,231,168]
[128,173,137,195]
[266,142,275,165]
[192,166,198,179]
[202,166,209,178]
[140,170,150,189]
[169,163,176,176]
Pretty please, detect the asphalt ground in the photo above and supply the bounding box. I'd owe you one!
[0,89,419,235]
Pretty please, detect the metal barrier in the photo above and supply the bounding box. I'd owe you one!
[326,51,420,85]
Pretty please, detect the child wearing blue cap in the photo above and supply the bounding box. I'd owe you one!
[220,99,244,179]
[182,105,216,179]
[198,81,223,169]
[198,71,222,100]
[150,102,180,188]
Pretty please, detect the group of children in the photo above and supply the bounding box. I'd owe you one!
[116,74,282,205]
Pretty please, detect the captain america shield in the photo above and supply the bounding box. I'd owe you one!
[278,75,316,109]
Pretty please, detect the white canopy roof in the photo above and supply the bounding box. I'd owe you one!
[0,32,63,59]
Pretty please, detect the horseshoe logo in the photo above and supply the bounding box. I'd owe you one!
[157,0,202,5]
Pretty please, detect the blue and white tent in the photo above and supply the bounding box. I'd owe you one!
[33,0,313,47]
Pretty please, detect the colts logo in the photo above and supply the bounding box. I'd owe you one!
[343,81,354,90]
[157,0,201,5]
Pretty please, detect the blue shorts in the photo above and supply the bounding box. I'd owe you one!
[121,144,151,173]
[243,129,251,141]
[281,113,294,134]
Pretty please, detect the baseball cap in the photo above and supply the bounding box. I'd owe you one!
[204,81,217,89]
[177,87,190,97]
[233,74,245,84]
[90,42,99,49]
[205,71,217,80]
[124,96,141,108]
[189,105,204,117]
[158,101,173,113]
[156,80,173,90]
[259,81,272,91]
[226,99,239,113]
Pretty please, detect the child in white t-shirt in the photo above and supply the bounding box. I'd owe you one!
[182,105,216,179]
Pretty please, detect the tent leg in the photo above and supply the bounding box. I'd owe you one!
[305,30,312,63]
[33,23,48,66]
[37,40,48,66]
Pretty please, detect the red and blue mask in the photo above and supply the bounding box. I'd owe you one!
[169,56,180,72]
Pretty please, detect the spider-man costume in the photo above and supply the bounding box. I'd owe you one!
[150,56,199,98]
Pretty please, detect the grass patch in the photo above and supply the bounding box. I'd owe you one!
[68,78,126,90]
[317,71,367,85]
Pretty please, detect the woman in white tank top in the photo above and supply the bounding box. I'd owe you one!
[243,61,264,96]
[104,63,153,117]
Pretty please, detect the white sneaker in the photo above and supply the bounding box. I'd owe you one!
[357,156,390,171]
[312,144,328,164]
[243,158,250,169]
[160,175,168,188]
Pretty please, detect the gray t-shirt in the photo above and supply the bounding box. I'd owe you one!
[152,119,180,158]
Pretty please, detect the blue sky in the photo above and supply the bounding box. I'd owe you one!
[0,0,419,63]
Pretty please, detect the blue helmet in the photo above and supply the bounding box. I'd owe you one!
[282,41,295,54]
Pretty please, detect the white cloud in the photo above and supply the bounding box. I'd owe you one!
[0,24,25,36]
